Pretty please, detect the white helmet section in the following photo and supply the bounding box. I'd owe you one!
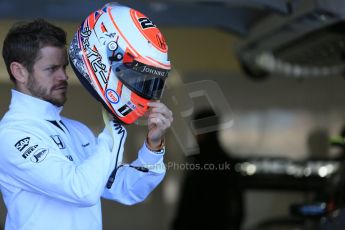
[109,4,170,69]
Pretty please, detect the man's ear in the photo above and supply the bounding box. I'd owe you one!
[10,62,29,83]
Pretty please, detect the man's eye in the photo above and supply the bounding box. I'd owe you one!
[47,67,57,72]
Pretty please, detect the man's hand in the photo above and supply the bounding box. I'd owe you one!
[146,101,173,151]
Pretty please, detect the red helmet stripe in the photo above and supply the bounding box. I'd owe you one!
[87,13,96,30]
[88,10,104,30]
[100,22,108,33]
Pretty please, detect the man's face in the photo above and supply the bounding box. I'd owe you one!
[26,46,69,106]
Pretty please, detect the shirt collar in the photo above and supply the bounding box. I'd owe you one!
[9,89,63,121]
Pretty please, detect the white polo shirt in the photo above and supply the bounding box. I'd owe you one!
[0,90,166,230]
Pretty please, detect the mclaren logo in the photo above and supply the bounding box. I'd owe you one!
[15,137,30,152]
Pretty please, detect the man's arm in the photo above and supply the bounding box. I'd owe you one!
[102,102,173,204]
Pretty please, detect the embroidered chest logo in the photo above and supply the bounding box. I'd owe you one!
[31,148,49,163]
[50,135,66,149]
[22,144,38,159]
[14,137,30,152]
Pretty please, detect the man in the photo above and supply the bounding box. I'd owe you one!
[0,11,172,230]
[172,108,244,230]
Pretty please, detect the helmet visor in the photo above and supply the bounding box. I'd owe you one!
[113,61,169,100]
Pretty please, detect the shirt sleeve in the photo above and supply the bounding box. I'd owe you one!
[101,142,166,205]
[0,127,118,207]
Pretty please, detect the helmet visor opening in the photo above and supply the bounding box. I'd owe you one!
[114,61,169,100]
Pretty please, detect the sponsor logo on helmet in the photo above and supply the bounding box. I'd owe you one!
[132,63,168,78]
[31,148,49,163]
[106,89,120,104]
[127,101,136,110]
[14,137,30,152]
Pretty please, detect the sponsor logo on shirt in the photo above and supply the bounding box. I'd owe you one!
[31,148,49,163]
[14,137,30,152]
[22,144,38,159]
[50,135,66,149]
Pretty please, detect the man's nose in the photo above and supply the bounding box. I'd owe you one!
[57,68,69,81]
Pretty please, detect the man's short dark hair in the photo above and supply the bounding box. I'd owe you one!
[2,19,67,82]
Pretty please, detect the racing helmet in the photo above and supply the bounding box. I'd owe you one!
[69,2,171,124]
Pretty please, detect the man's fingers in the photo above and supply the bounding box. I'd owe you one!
[148,113,172,128]
[148,102,173,121]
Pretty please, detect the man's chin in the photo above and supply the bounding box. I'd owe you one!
[49,97,67,107]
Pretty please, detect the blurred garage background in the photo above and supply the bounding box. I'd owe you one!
[0,0,345,229]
